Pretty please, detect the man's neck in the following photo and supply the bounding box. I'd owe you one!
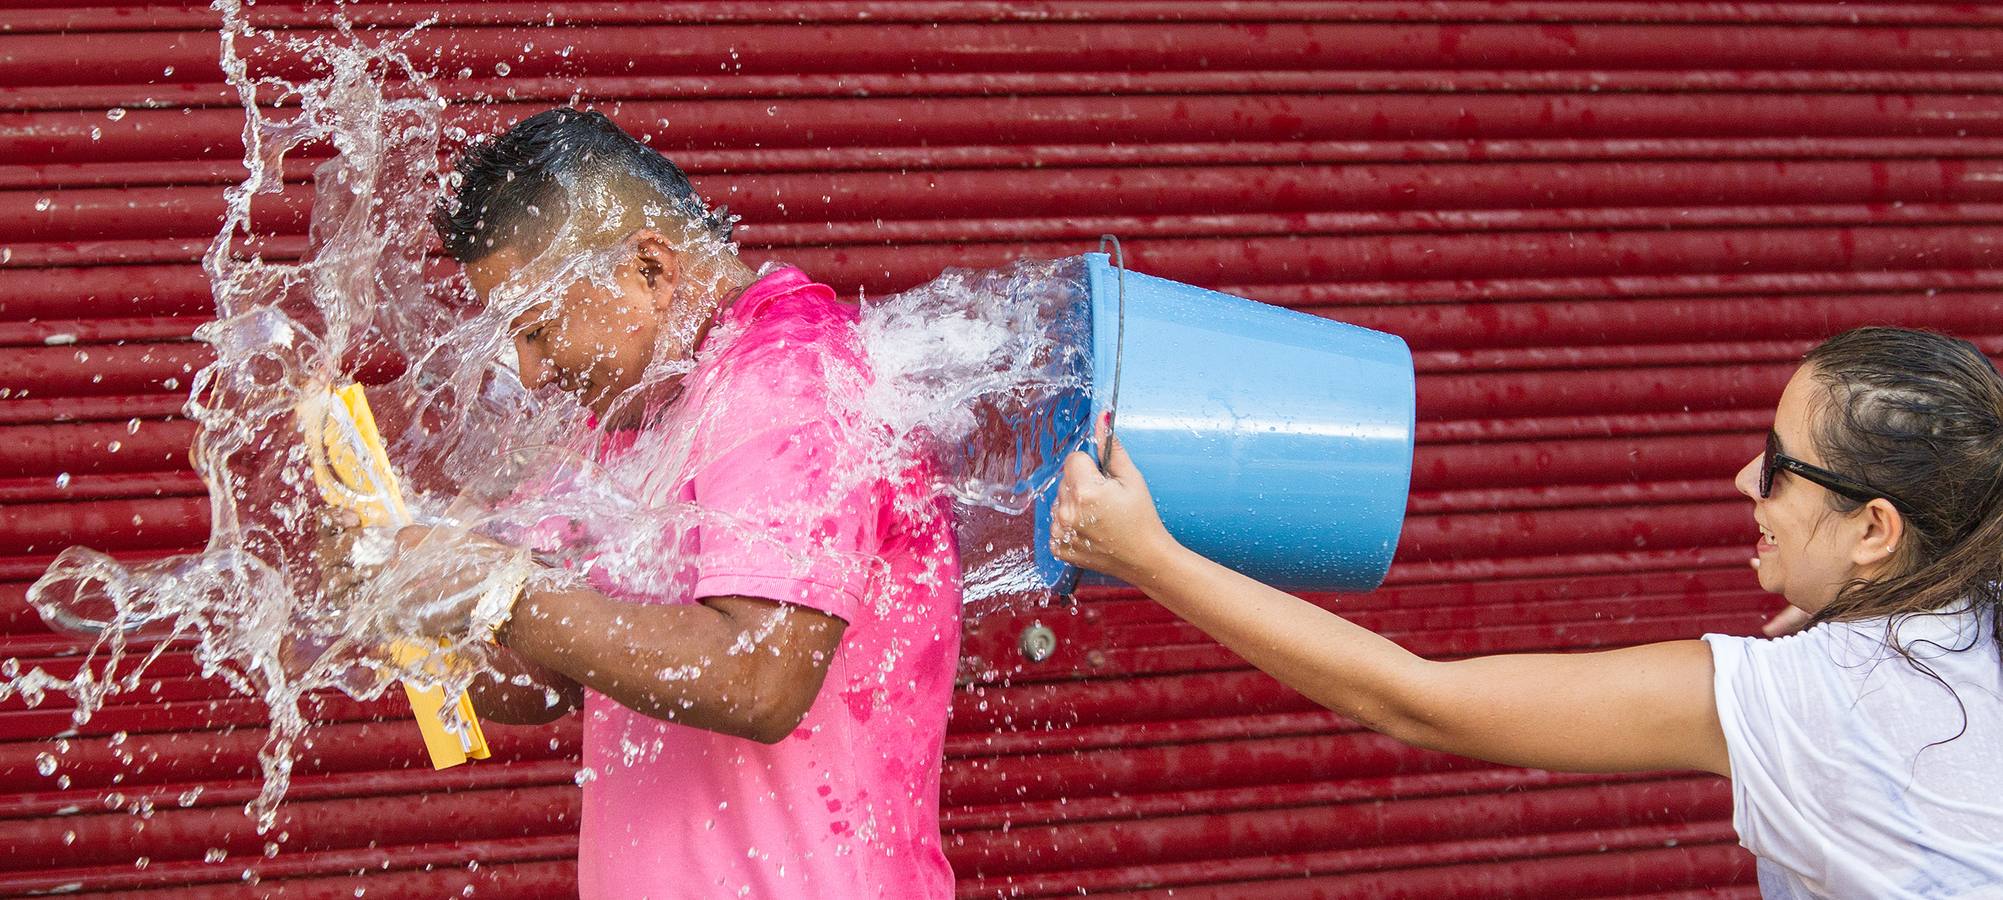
[598,254,757,432]
[690,253,759,352]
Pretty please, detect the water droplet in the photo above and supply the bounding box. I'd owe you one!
[493,62,511,76]
[105,108,126,122]
[33,197,50,212]
[34,753,56,776]
[53,473,70,489]
[134,856,150,870]
[205,848,227,863]
[179,785,205,806]
[106,441,122,453]
[163,377,180,390]
[126,418,142,434]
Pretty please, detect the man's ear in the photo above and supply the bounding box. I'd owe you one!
[630,230,682,305]
[1852,497,1904,570]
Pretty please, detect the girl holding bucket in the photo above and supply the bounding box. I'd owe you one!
[1050,327,2003,898]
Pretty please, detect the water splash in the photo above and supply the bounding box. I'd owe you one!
[6,2,1093,833]
[859,259,1092,612]
[11,6,471,831]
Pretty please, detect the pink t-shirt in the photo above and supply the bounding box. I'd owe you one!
[572,268,963,898]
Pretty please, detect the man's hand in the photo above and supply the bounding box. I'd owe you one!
[313,506,369,600]
[372,524,529,639]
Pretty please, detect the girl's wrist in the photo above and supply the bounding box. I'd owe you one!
[1116,529,1187,589]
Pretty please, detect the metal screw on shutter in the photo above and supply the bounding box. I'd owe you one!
[1017,622,1057,663]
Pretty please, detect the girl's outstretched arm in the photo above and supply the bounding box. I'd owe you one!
[1050,432,1731,778]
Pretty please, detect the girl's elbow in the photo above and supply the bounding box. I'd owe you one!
[1344,697,1444,750]
[1342,664,1458,751]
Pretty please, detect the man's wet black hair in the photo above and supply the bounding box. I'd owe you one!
[432,107,730,263]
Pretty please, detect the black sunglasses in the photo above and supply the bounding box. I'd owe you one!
[1760,431,1912,513]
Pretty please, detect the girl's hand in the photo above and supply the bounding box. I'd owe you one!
[1049,422,1180,584]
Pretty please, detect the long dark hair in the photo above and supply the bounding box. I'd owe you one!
[1801,327,2003,667]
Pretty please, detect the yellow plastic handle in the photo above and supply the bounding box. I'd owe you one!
[298,383,490,769]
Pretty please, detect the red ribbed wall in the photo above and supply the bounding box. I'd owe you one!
[2,2,2000,896]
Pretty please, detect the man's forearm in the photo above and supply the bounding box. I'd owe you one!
[467,644,581,725]
[495,585,818,742]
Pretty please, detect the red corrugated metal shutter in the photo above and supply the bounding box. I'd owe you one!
[3,2,2001,896]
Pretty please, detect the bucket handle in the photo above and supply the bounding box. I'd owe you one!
[1096,234,1128,476]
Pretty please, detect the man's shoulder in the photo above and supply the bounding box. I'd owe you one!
[730,266,853,330]
[707,277,867,399]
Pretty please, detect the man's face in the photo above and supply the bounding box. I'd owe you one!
[465,243,673,419]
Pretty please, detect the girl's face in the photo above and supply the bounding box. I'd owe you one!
[1733,365,1903,613]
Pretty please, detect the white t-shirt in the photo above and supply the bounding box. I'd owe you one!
[1705,605,2003,898]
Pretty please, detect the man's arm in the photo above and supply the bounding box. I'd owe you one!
[492,585,847,744]
[386,525,850,739]
[466,645,583,725]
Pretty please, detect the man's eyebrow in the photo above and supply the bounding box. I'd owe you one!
[509,301,555,324]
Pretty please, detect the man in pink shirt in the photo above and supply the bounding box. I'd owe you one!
[398,108,963,897]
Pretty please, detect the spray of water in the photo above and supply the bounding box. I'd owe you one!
[7,3,1092,832]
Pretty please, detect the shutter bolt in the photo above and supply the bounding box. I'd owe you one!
[1017,622,1057,663]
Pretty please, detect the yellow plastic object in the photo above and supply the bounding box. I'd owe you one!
[299,383,490,769]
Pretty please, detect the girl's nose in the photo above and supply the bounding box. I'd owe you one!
[1733,453,1762,501]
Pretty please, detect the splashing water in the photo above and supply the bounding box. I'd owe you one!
[859,259,1093,611]
[7,4,1094,831]
[10,5,491,831]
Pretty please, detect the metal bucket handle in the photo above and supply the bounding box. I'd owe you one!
[1096,234,1128,475]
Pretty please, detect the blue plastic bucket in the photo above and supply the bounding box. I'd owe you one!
[1033,253,1416,592]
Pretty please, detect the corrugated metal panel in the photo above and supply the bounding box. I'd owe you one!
[1,2,1998,896]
